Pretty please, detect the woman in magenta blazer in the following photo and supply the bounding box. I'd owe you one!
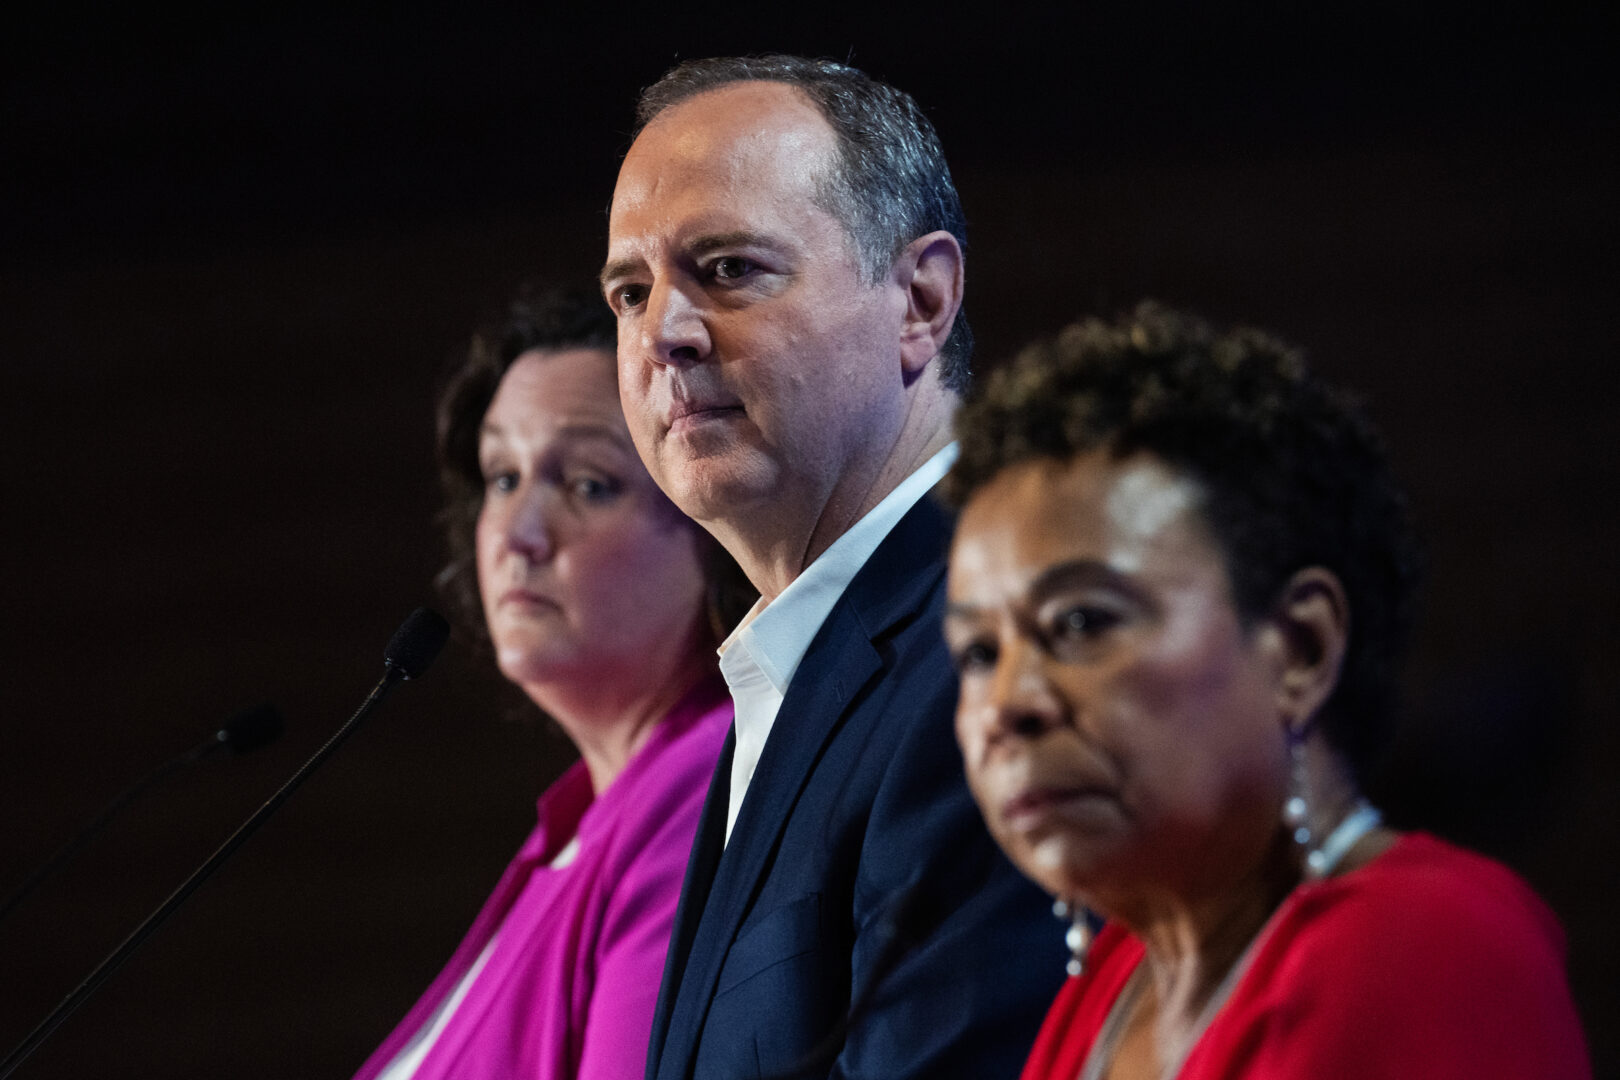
[353,285,750,1080]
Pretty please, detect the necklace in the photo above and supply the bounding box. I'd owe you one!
[1077,801,1383,1079]
[1306,800,1382,878]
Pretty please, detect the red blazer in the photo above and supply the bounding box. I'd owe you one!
[1021,832,1590,1080]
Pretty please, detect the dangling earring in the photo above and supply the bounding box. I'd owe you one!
[1283,723,1383,879]
[1281,725,1314,862]
[1052,897,1093,976]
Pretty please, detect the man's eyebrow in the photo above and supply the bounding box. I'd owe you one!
[598,256,643,294]
[599,231,789,292]
[687,230,780,257]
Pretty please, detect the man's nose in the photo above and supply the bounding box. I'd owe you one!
[641,280,711,368]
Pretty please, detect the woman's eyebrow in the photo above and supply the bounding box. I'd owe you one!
[1026,559,1119,600]
[478,420,629,445]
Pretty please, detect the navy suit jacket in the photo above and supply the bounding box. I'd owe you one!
[645,493,1064,1080]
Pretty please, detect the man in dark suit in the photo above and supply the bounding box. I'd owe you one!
[600,55,1063,1079]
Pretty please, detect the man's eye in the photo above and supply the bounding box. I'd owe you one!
[712,256,755,281]
[614,283,649,310]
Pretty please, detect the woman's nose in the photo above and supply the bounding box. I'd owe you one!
[502,484,555,563]
[984,638,1066,741]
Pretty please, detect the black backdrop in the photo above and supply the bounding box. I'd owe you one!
[3,6,1616,1077]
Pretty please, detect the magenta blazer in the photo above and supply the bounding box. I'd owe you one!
[353,680,732,1080]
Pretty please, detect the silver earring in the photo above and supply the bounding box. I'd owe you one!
[1282,729,1313,856]
[1052,897,1093,976]
[1284,727,1383,879]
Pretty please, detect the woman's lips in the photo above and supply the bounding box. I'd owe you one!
[498,588,560,611]
[1000,785,1112,828]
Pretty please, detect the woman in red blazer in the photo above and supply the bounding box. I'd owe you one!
[943,303,1591,1080]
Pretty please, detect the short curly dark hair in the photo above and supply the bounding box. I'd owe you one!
[435,282,754,650]
[947,303,1424,784]
[635,54,973,393]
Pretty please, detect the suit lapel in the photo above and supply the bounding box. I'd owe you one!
[655,600,877,1076]
[654,494,954,1078]
[646,724,734,1076]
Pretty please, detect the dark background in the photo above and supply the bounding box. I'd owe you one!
[3,5,1615,1077]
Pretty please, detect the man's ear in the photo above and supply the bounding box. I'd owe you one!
[892,230,964,382]
[1269,567,1351,736]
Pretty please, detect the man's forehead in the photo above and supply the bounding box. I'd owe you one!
[616,83,835,197]
[606,82,842,262]
[638,80,831,148]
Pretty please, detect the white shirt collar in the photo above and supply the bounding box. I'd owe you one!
[717,442,958,841]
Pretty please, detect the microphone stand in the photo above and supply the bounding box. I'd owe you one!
[0,704,282,927]
[0,665,409,1077]
[0,747,206,925]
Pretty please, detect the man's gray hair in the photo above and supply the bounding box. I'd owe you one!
[636,54,973,393]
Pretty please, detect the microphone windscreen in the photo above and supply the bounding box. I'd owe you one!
[216,702,284,755]
[384,607,450,679]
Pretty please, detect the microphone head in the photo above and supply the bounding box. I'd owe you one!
[384,607,450,680]
[215,702,284,755]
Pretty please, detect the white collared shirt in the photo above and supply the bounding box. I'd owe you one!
[718,443,958,843]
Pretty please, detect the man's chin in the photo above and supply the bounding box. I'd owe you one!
[656,453,779,529]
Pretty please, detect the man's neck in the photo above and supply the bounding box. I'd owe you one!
[718,417,955,602]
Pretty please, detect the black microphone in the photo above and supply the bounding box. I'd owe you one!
[212,700,285,756]
[383,607,450,680]
[0,608,449,1079]
[0,703,285,926]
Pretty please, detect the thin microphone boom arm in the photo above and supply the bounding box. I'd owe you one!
[0,703,283,926]
[0,608,448,1079]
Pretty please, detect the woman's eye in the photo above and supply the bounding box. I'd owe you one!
[952,640,998,674]
[711,256,755,281]
[569,474,619,501]
[485,471,518,494]
[1054,606,1119,638]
